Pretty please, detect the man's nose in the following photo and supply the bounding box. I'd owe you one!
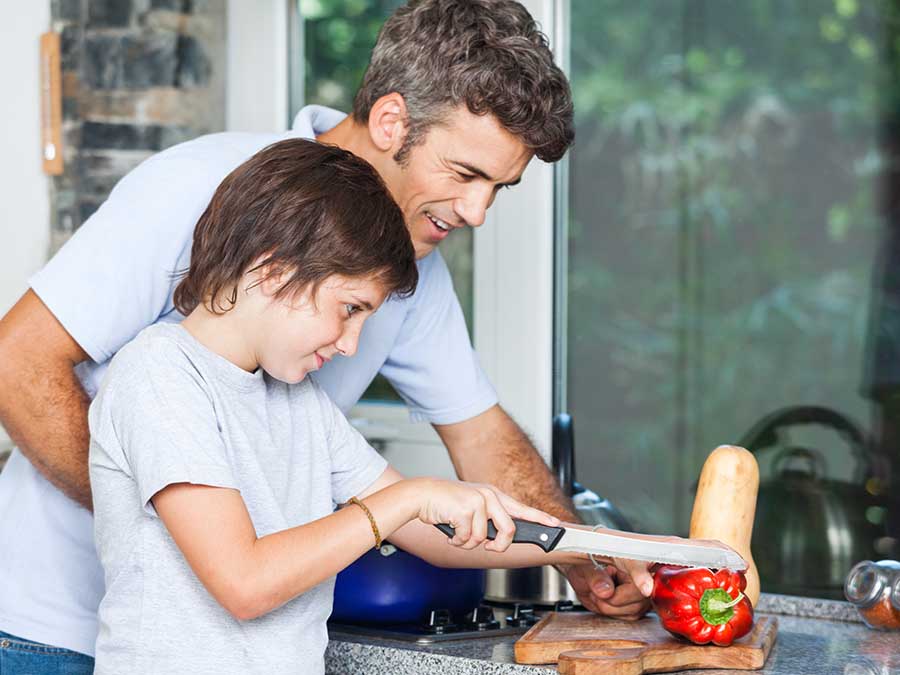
[454,185,493,228]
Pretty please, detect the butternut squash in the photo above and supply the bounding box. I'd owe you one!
[689,445,761,606]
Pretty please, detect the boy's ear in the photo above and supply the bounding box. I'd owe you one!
[367,93,409,155]
[256,271,285,298]
[247,256,286,298]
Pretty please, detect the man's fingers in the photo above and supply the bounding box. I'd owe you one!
[589,567,616,598]
[592,597,648,621]
[614,559,654,597]
[593,581,652,619]
[578,593,602,614]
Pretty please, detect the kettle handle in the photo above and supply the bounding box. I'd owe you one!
[771,446,826,481]
[738,405,871,483]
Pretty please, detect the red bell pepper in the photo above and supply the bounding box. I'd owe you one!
[651,565,754,647]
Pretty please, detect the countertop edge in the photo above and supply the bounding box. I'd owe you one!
[325,639,551,674]
[756,592,862,623]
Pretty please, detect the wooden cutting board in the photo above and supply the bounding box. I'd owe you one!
[514,612,777,674]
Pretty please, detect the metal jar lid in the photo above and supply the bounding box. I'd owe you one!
[845,560,887,608]
[891,572,900,611]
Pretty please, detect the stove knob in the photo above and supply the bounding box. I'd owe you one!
[505,603,537,627]
[423,608,457,634]
[554,600,575,612]
[465,604,500,631]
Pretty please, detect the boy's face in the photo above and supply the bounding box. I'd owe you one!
[256,274,388,384]
[382,107,533,259]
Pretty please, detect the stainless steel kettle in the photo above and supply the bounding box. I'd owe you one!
[484,413,633,605]
[740,405,891,599]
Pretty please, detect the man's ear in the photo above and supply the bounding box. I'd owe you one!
[367,93,408,155]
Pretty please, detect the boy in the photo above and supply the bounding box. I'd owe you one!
[89,139,660,673]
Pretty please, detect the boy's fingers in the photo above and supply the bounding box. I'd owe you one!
[449,518,472,547]
[497,493,560,527]
[467,501,488,549]
[481,490,515,551]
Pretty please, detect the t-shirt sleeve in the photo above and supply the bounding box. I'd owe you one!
[29,150,227,364]
[311,383,387,504]
[96,338,238,517]
[379,251,498,425]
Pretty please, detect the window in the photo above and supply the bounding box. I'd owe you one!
[560,0,899,597]
[233,0,896,599]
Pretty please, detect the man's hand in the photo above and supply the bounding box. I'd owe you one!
[557,562,651,621]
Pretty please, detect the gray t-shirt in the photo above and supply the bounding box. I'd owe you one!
[88,323,387,675]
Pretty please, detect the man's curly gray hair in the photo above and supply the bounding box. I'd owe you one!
[353,0,575,164]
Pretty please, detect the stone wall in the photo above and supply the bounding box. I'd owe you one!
[50,0,226,252]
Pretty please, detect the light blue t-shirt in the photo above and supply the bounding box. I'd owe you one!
[89,323,387,675]
[0,105,497,656]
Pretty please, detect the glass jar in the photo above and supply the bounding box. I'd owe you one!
[844,560,900,629]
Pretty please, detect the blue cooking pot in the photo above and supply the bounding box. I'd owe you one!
[331,544,485,624]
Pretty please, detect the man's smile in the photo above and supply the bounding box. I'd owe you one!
[425,211,456,232]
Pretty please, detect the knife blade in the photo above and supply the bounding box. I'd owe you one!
[434,519,747,571]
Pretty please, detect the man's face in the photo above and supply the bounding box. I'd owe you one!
[383,107,534,259]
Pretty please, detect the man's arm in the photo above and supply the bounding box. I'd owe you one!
[0,290,92,509]
[434,404,653,617]
[433,404,573,519]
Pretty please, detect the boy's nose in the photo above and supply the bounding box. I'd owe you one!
[334,329,360,358]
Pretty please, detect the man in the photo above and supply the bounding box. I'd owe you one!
[0,0,649,667]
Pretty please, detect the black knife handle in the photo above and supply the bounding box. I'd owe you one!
[434,518,565,553]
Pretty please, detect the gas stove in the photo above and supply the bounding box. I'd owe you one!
[327,600,577,644]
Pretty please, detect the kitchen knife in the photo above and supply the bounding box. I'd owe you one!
[435,519,748,571]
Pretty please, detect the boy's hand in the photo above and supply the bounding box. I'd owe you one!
[415,479,560,552]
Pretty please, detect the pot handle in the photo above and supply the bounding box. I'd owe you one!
[738,405,871,483]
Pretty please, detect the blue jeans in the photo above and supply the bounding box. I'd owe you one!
[0,631,94,675]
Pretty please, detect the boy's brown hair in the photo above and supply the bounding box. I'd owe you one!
[173,139,417,315]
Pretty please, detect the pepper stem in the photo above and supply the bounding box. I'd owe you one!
[706,591,744,612]
[699,588,745,626]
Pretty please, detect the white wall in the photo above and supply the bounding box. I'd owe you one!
[0,3,52,450]
[226,0,288,132]
[0,3,51,317]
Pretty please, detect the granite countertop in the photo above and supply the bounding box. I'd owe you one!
[325,594,900,674]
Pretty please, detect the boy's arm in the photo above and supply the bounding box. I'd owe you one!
[362,466,588,570]
[0,291,92,508]
[152,479,421,621]
[152,467,590,621]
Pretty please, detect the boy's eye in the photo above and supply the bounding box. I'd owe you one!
[345,304,360,317]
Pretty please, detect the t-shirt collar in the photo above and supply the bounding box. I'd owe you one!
[290,105,348,139]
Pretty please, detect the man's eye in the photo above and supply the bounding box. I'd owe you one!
[458,172,476,182]
[346,304,360,317]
